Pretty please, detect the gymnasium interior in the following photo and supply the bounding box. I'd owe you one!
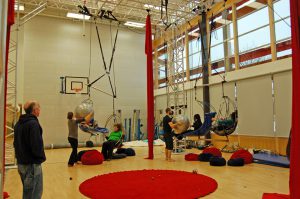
[1,0,299,198]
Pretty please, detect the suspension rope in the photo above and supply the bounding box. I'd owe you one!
[88,73,106,87]
[110,21,117,116]
[79,4,120,117]
[88,21,92,98]
[193,12,227,114]
[88,22,92,81]
[108,23,120,72]
[164,40,168,96]
[95,21,108,72]
[89,19,119,99]
[108,75,116,97]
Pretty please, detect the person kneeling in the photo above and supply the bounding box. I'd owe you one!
[101,123,123,161]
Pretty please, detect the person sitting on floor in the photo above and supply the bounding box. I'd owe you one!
[101,123,123,161]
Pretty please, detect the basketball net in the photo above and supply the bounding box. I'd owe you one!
[74,89,82,98]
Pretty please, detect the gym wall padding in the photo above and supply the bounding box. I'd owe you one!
[21,16,147,146]
[237,75,274,136]
[273,71,292,137]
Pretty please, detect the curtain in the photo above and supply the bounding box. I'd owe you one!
[290,0,300,198]
[145,13,154,159]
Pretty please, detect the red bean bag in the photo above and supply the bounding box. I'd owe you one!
[202,147,222,157]
[81,150,104,165]
[230,149,253,164]
[185,153,199,161]
[262,193,290,199]
[3,192,9,198]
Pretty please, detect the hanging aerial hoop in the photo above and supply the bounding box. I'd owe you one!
[211,98,238,135]
[211,81,238,137]
[76,98,110,134]
[105,114,121,129]
[74,98,93,118]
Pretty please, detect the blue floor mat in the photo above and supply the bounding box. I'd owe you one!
[253,153,290,168]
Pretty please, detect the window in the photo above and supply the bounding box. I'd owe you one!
[189,38,202,69]
[209,8,234,74]
[237,2,271,68]
[158,53,167,80]
[273,0,291,59]
[188,27,203,80]
[157,45,167,88]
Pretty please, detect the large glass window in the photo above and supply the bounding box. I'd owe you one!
[157,45,167,88]
[237,2,271,68]
[153,0,291,89]
[273,0,291,59]
[189,38,202,69]
[209,8,234,74]
[188,27,203,80]
[237,6,269,35]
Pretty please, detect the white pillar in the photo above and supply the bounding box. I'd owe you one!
[0,0,8,195]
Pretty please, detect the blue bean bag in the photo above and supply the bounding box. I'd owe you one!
[112,153,127,159]
[209,157,226,166]
[125,148,136,156]
[198,153,213,162]
[227,158,245,166]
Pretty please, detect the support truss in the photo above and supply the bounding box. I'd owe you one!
[166,25,186,116]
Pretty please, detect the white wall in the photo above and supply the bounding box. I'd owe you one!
[21,16,147,145]
[155,58,292,137]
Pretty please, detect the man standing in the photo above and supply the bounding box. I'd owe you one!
[14,100,46,199]
[163,108,175,161]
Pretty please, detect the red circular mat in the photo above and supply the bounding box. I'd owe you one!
[79,170,217,199]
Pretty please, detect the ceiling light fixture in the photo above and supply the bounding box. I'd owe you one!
[66,12,90,20]
[124,21,145,28]
[144,4,165,11]
[14,4,24,11]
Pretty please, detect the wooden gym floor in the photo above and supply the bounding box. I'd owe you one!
[4,146,289,198]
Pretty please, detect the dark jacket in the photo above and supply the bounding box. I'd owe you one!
[163,115,173,135]
[13,114,46,164]
[192,119,202,130]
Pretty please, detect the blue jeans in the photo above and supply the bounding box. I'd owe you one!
[17,164,43,199]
